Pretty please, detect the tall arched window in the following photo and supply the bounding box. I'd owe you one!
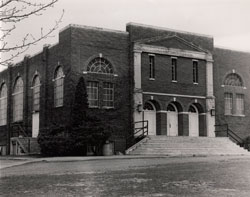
[32,75,40,112]
[0,83,7,125]
[86,57,115,108]
[223,73,244,115]
[224,73,243,87]
[13,77,23,122]
[87,57,113,74]
[54,66,64,107]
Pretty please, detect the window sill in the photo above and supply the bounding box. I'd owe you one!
[12,120,23,124]
[172,80,177,83]
[224,114,245,117]
[102,107,114,110]
[89,106,100,109]
[149,78,155,81]
[193,82,199,85]
[233,114,245,117]
[54,105,63,108]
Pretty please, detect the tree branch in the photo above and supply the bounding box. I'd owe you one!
[0,0,63,67]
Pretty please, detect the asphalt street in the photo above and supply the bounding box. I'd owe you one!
[1,155,250,196]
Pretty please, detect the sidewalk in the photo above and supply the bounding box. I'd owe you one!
[0,155,168,170]
[0,156,37,170]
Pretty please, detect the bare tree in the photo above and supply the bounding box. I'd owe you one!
[0,0,64,67]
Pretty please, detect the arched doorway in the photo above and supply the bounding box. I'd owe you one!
[167,103,178,136]
[188,104,199,136]
[144,101,156,135]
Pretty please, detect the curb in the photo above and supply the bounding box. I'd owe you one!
[1,154,250,170]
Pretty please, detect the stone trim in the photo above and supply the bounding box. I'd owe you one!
[143,92,206,99]
[134,43,209,60]
[156,110,168,113]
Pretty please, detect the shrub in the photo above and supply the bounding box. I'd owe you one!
[37,126,87,156]
[243,136,250,151]
[72,117,113,156]
[38,77,113,156]
[38,118,113,156]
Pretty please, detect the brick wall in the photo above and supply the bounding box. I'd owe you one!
[62,26,132,152]
[214,47,250,139]
[141,52,207,96]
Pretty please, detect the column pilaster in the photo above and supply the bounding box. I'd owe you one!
[206,55,215,137]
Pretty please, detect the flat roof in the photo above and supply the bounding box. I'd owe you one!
[60,24,128,35]
[126,22,213,38]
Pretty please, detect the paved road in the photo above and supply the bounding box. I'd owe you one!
[1,156,250,196]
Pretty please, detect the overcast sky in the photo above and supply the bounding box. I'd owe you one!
[1,0,250,71]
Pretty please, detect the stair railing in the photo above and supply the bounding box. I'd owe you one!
[10,137,30,155]
[11,122,28,137]
[215,124,244,146]
[126,120,148,149]
[10,123,31,154]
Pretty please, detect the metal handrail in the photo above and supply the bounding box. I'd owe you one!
[228,128,244,145]
[126,120,148,148]
[12,123,28,137]
[215,124,244,146]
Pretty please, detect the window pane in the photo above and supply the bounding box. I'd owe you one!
[193,61,198,83]
[32,76,40,111]
[103,82,114,108]
[149,55,155,79]
[0,84,7,125]
[224,93,233,115]
[171,58,177,81]
[236,94,244,115]
[87,57,113,74]
[13,78,23,121]
[87,81,99,107]
[224,73,243,87]
[54,67,64,107]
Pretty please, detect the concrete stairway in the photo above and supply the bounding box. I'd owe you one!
[126,136,250,156]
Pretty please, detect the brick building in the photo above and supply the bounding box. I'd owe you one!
[0,23,249,155]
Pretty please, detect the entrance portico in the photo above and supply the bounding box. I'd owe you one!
[132,32,215,139]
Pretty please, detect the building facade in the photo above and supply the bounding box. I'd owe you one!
[0,23,250,154]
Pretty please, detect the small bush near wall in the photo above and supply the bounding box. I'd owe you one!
[243,136,250,151]
[37,126,80,156]
[38,118,112,156]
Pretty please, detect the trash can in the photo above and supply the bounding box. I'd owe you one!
[102,141,114,156]
[0,146,7,156]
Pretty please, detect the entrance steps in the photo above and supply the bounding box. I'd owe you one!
[10,137,41,155]
[126,136,250,156]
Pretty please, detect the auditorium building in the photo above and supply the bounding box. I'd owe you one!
[0,23,250,155]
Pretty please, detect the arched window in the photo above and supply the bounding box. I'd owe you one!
[188,105,198,113]
[223,73,244,115]
[13,77,23,122]
[0,83,7,125]
[87,57,113,74]
[224,73,243,87]
[167,103,177,112]
[32,75,40,112]
[144,101,155,111]
[54,67,64,107]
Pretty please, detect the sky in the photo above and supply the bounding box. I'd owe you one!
[1,0,250,71]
